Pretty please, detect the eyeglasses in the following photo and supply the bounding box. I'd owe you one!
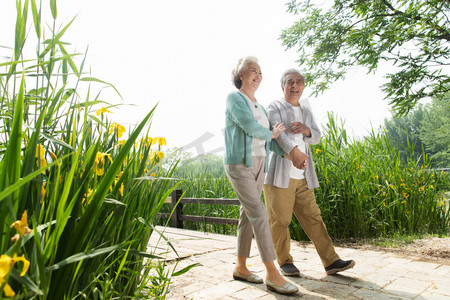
[285,80,303,86]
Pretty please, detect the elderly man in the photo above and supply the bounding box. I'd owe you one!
[264,69,355,276]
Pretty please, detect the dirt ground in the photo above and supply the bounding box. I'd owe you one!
[297,236,450,266]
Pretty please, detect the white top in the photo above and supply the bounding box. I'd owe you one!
[240,92,269,157]
[289,106,306,179]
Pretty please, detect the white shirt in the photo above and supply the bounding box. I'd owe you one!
[289,106,306,179]
[241,92,269,157]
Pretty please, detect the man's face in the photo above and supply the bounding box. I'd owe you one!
[282,73,304,103]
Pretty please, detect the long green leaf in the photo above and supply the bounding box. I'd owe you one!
[48,244,124,272]
[172,263,201,277]
[30,0,41,39]
[80,77,123,99]
[0,73,24,199]
[0,154,71,203]
[50,0,57,19]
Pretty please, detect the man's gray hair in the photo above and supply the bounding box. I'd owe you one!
[280,68,305,86]
[231,56,259,89]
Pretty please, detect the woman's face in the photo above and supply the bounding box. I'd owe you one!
[240,62,262,90]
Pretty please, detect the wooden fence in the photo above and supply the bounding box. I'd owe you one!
[157,189,240,228]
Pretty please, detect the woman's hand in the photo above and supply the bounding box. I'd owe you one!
[271,122,286,139]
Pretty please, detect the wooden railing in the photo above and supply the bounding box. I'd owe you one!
[157,189,240,228]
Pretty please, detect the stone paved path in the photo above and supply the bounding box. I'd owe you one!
[148,226,450,299]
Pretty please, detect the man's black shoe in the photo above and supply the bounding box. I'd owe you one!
[325,259,355,275]
[280,263,300,276]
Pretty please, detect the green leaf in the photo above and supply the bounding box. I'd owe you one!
[48,244,124,272]
[50,0,57,19]
[30,0,41,39]
[0,154,71,203]
[172,263,200,277]
[80,77,123,99]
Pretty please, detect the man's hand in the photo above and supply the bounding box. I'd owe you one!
[290,121,311,137]
[290,146,308,169]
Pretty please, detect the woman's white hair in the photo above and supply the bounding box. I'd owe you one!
[280,68,305,86]
[231,56,259,89]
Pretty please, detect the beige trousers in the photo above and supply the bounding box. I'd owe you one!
[264,178,339,267]
[225,157,276,263]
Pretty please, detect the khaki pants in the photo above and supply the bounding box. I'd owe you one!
[225,157,276,263]
[264,178,339,267]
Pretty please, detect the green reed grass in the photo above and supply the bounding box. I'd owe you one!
[158,168,239,235]
[1,1,193,298]
[169,113,449,241]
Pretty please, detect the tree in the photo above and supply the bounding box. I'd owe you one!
[384,95,450,167]
[384,104,426,163]
[419,95,450,167]
[281,0,450,115]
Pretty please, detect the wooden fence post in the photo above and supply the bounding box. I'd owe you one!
[171,189,183,228]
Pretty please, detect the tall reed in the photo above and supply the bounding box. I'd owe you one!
[0,1,190,298]
[169,114,449,240]
[292,113,449,239]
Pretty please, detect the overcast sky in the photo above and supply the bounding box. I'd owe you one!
[1,0,394,156]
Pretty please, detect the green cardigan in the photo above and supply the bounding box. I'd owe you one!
[224,91,284,171]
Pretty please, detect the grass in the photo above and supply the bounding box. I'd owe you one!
[163,113,450,241]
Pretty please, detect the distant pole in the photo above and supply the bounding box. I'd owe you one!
[171,189,183,228]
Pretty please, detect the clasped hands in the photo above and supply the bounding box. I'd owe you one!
[272,121,309,170]
[285,146,308,170]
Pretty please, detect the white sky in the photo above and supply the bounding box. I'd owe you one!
[1,0,394,156]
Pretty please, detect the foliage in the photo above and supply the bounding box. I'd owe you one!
[281,0,450,115]
[0,1,189,298]
[158,152,238,235]
[384,104,427,164]
[419,95,450,167]
[169,113,450,240]
[384,95,450,167]
[171,150,225,176]
[307,113,449,239]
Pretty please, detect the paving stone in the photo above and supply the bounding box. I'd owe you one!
[350,277,385,290]
[384,277,432,297]
[434,265,450,277]
[371,266,410,278]
[425,278,450,297]
[420,291,450,299]
[350,272,397,289]
[352,288,411,299]
[185,280,248,299]
[147,227,449,299]
[320,274,357,285]
[231,285,270,299]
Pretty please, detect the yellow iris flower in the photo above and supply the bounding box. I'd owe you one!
[35,144,45,159]
[35,144,47,172]
[109,122,126,138]
[94,152,112,176]
[111,173,124,197]
[96,107,112,116]
[158,137,167,146]
[82,189,94,206]
[0,254,30,297]
[10,211,32,237]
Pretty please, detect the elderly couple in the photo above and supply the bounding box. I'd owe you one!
[224,56,355,295]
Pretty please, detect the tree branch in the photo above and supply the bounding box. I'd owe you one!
[380,0,450,41]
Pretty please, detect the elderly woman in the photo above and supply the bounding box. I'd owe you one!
[224,56,298,295]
